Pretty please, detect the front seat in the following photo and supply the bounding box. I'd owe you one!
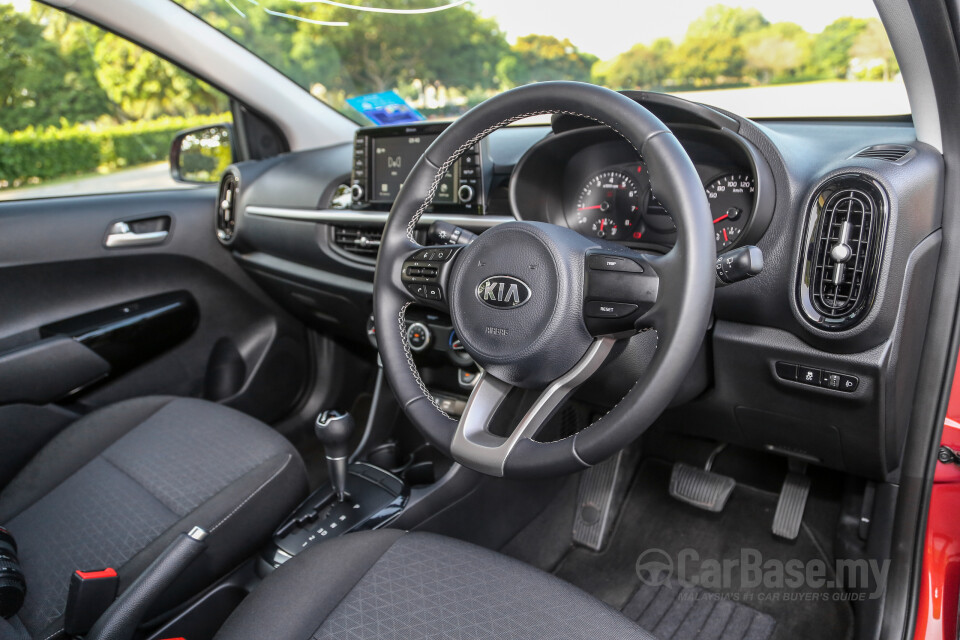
[0,396,308,640]
[214,529,658,640]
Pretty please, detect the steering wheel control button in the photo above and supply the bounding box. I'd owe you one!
[407,283,428,299]
[585,301,638,318]
[458,369,479,388]
[587,254,643,273]
[406,323,431,352]
[424,285,442,301]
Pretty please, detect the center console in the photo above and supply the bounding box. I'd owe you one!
[261,462,407,570]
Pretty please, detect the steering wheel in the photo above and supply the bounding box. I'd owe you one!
[373,81,715,478]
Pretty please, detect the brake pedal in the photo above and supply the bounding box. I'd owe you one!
[669,462,736,512]
[772,468,811,540]
[573,449,635,551]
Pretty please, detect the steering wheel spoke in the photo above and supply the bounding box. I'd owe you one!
[583,249,661,337]
[398,245,463,313]
[450,337,616,476]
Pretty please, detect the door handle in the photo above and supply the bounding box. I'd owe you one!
[104,219,169,248]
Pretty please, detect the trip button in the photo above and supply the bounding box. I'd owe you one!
[585,301,638,318]
[797,366,821,386]
[587,255,644,273]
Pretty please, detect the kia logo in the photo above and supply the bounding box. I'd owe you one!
[476,276,531,309]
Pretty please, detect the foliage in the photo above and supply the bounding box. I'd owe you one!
[0,113,230,187]
[496,35,597,87]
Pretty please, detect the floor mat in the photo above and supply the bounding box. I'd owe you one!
[549,459,853,640]
[623,576,775,640]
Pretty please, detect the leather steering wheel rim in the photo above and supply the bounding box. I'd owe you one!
[373,81,715,478]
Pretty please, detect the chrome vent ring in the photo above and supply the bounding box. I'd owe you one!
[216,172,239,245]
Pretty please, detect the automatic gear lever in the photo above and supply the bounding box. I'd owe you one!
[314,410,355,502]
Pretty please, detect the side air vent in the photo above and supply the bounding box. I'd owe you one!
[216,172,239,245]
[853,144,913,163]
[331,225,382,262]
[797,174,887,331]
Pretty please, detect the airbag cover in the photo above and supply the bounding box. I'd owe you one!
[448,221,593,388]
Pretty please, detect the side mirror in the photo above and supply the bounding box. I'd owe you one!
[170,124,234,184]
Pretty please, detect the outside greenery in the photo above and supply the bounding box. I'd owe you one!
[0,0,902,193]
[175,0,901,120]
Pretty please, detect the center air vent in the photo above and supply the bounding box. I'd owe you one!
[216,172,239,245]
[853,144,913,163]
[331,225,382,262]
[797,174,887,331]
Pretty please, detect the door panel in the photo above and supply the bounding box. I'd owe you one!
[0,188,309,481]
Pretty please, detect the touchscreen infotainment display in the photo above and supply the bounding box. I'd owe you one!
[371,133,455,203]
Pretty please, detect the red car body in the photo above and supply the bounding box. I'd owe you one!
[916,356,960,640]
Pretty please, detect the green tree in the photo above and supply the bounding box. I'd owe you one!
[597,38,674,89]
[497,35,597,88]
[93,33,227,120]
[280,0,509,95]
[849,18,899,80]
[743,22,811,83]
[670,6,769,84]
[0,3,112,131]
[808,17,869,78]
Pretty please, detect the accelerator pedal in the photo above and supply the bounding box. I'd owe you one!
[572,449,636,551]
[772,466,811,540]
[669,445,735,512]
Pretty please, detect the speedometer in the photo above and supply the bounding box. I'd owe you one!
[570,170,643,240]
[706,173,755,251]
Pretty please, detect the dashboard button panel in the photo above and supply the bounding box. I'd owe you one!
[776,361,859,393]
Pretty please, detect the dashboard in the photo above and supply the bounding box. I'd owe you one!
[219,90,942,484]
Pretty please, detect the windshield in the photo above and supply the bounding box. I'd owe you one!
[174,0,909,122]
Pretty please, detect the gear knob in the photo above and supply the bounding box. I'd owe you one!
[315,410,355,501]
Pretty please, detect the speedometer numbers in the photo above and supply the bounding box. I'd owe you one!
[573,170,643,240]
[706,173,755,251]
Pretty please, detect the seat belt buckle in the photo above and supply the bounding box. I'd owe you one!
[63,567,118,635]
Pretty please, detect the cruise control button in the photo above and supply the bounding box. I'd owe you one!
[585,301,638,318]
[587,254,644,273]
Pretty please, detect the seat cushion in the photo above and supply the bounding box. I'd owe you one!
[215,530,657,640]
[0,396,308,638]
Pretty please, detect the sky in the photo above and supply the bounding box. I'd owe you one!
[472,0,885,60]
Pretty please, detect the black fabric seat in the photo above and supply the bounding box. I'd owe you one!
[0,396,308,640]
[214,529,658,640]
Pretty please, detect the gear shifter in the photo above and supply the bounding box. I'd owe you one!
[314,410,355,502]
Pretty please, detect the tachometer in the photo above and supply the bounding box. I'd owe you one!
[571,170,643,240]
[706,173,755,251]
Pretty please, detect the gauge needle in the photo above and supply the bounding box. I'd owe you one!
[723,229,729,242]
[579,205,603,211]
[600,220,605,231]
[713,213,729,224]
